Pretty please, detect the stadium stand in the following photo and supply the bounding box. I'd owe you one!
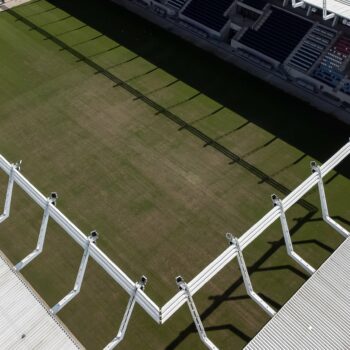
[239,0,267,11]
[313,34,350,86]
[288,25,336,72]
[181,0,234,32]
[239,8,313,62]
[166,0,187,11]
[106,0,350,122]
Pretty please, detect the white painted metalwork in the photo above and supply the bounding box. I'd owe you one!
[322,0,336,20]
[51,231,99,315]
[291,0,305,8]
[0,140,349,345]
[15,192,57,271]
[104,276,148,350]
[0,160,20,224]
[311,161,350,238]
[227,234,276,317]
[176,276,218,350]
[271,194,315,275]
[300,0,350,21]
[244,237,350,350]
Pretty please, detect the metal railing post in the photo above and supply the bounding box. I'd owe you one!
[51,230,99,314]
[226,234,276,317]
[15,192,58,271]
[272,194,315,275]
[0,160,21,224]
[311,161,349,238]
[104,276,148,349]
[176,276,219,350]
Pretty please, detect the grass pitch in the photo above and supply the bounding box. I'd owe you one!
[0,1,350,349]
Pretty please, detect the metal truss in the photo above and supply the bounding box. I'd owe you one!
[226,234,276,317]
[311,161,350,238]
[51,230,99,314]
[0,160,20,224]
[291,0,305,8]
[104,276,148,349]
[15,192,58,271]
[322,0,335,20]
[176,276,218,350]
[271,194,315,275]
[0,140,350,347]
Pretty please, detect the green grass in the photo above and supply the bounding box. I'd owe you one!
[0,1,350,349]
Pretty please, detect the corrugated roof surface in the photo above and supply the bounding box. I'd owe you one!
[245,238,350,350]
[0,251,83,350]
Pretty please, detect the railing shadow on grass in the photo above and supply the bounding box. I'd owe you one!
[165,211,317,349]
[41,0,350,179]
[7,7,318,213]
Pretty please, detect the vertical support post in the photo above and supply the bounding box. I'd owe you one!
[311,161,349,238]
[14,192,58,271]
[50,230,99,314]
[306,5,312,16]
[104,276,148,350]
[271,194,315,275]
[176,276,218,350]
[0,160,21,224]
[226,233,276,317]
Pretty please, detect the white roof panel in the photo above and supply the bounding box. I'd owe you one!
[245,237,350,350]
[304,0,350,19]
[0,251,83,350]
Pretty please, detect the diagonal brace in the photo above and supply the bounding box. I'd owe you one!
[104,276,148,349]
[15,192,58,271]
[311,161,349,238]
[291,0,305,7]
[0,160,21,224]
[226,234,276,317]
[50,230,99,314]
[176,276,218,350]
[272,194,315,275]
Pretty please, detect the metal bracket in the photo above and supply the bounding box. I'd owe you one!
[104,276,148,349]
[272,194,315,275]
[291,0,305,8]
[322,0,335,20]
[311,161,349,238]
[14,192,58,271]
[50,230,99,314]
[176,276,218,350]
[226,234,276,317]
[0,160,21,224]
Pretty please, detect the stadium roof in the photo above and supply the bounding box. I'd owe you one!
[244,237,350,350]
[0,251,83,350]
[303,0,350,20]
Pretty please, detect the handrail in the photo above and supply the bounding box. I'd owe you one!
[0,140,349,346]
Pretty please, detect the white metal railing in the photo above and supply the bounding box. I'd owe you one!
[0,140,349,349]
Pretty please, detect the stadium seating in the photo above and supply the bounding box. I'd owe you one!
[167,0,187,10]
[240,0,267,11]
[312,34,350,87]
[239,8,313,62]
[288,25,336,72]
[181,0,234,32]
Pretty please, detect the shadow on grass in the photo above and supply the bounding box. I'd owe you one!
[7,6,318,213]
[40,0,350,179]
[165,211,318,349]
